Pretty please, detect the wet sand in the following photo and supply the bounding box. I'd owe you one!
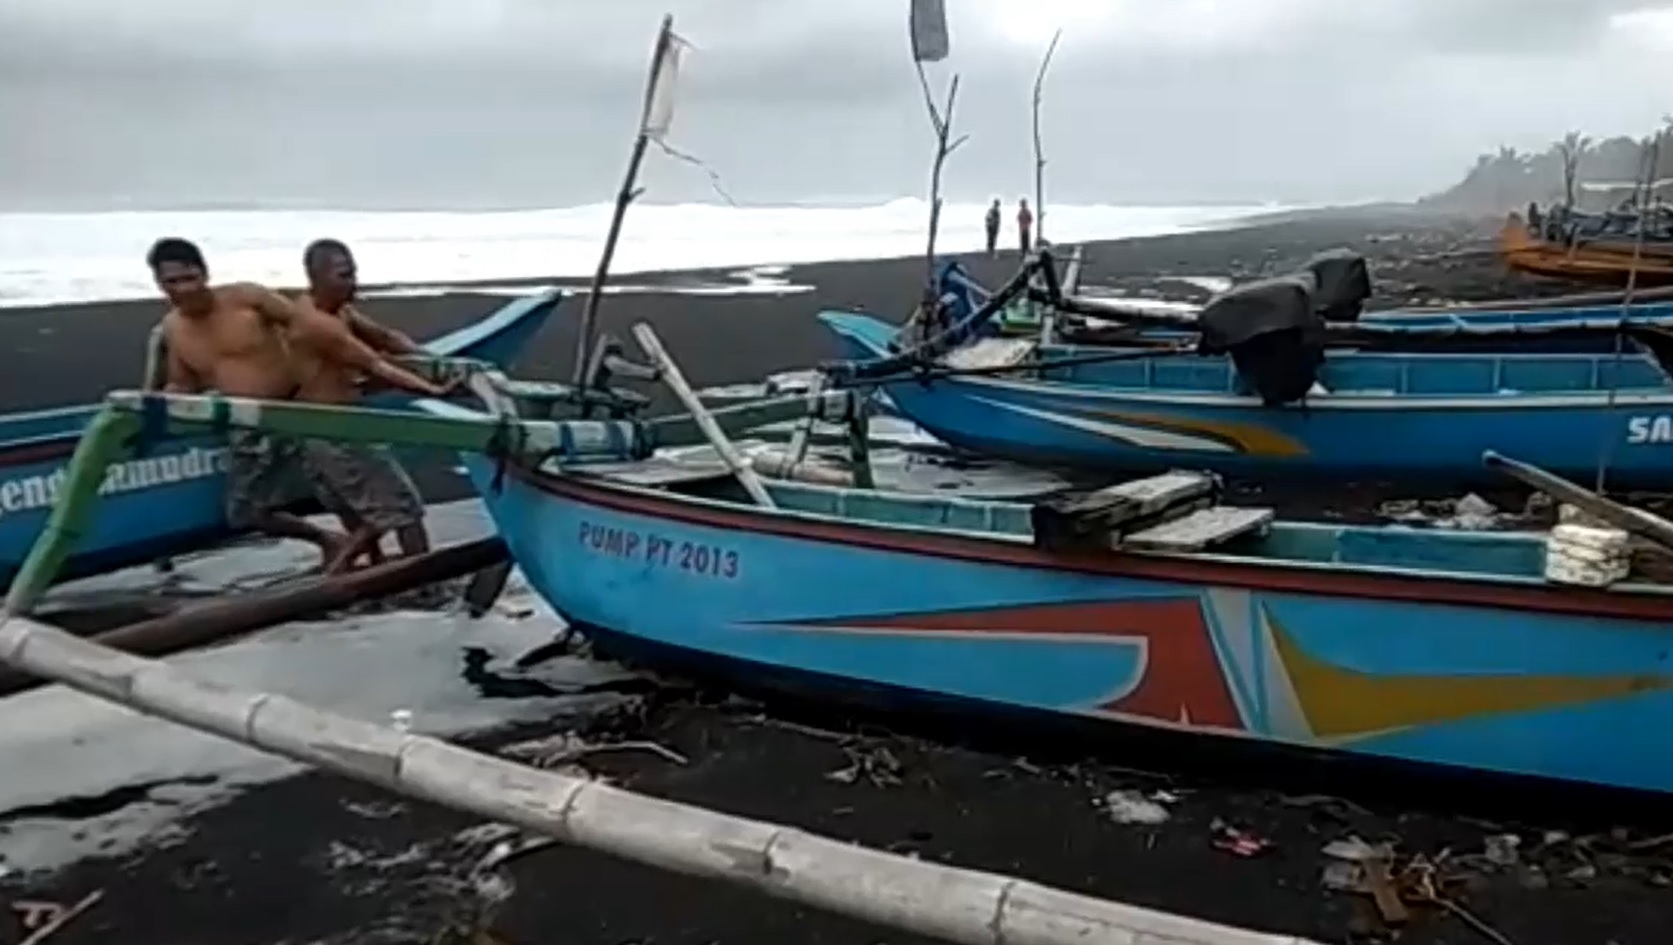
[4,208,1671,945]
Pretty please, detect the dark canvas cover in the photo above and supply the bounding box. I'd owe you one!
[1197,275,1324,406]
[1303,248,1372,322]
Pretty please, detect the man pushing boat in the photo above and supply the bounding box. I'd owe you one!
[290,238,438,568]
[146,237,453,573]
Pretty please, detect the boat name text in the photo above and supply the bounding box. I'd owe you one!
[1627,415,1673,444]
[0,446,229,519]
[577,521,740,579]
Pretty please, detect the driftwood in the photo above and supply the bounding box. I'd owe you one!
[0,612,1320,945]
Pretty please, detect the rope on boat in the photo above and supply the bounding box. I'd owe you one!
[0,613,1320,945]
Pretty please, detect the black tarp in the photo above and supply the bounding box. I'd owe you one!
[1197,275,1324,406]
[1303,248,1372,323]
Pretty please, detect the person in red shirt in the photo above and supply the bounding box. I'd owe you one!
[1016,198,1034,254]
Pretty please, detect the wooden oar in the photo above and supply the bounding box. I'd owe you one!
[1482,450,1673,553]
[631,322,776,508]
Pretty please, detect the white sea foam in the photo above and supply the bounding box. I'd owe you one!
[0,199,1278,308]
[360,265,815,300]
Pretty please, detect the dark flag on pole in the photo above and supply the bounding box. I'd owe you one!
[909,0,950,62]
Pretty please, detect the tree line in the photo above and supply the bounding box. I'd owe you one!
[1421,118,1673,211]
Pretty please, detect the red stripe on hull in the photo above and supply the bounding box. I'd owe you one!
[0,439,76,467]
[767,598,1244,729]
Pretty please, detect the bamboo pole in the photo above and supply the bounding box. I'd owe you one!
[0,613,1319,945]
[573,15,677,388]
[1483,450,1673,553]
[648,388,852,447]
[631,322,776,508]
[1030,30,1062,248]
[1594,135,1662,494]
[4,405,141,616]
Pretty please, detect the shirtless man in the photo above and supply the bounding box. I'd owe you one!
[303,239,422,360]
[147,237,453,571]
[291,238,435,567]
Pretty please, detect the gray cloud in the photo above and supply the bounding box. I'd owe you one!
[3,0,1672,211]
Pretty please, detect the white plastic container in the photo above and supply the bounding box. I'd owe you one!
[1544,523,1631,587]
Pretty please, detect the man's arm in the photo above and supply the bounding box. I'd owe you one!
[225,282,300,328]
[346,308,421,355]
[299,312,451,398]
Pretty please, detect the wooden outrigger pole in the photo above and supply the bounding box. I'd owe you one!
[0,344,1318,945]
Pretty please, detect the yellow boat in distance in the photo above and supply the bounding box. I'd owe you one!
[1500,212,1673,288]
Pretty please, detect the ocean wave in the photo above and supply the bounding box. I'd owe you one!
[0,199,1284,308]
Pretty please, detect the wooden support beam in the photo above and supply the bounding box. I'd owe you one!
[0,538,506,700]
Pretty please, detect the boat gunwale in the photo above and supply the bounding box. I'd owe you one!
[0,288,568,467]
[819,311,1673,409]
[507,458,1673,623]
[893,370,1673,411]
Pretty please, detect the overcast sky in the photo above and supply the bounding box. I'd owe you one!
[2,0,1671,211]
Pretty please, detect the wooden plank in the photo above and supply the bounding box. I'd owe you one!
[1121,506,1275,552]
[1031,472,1219,549]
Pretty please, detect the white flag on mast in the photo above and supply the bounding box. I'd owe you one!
[642,28,690,141]
[909,0,950,63]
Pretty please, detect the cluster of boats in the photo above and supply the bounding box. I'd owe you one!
[9,242,1673,802]
[1502,207,1673,286]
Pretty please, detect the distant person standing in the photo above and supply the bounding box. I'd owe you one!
[1017,198,1034,254]
[984,199,1001,256]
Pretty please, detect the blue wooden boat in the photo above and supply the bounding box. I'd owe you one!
[0,289,565,589]
[939,261,1673,354]
[821,309,1673,486]
[23,351,1673,797]
[439,423,1673,795]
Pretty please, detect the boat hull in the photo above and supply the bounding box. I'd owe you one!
[0,290,564,589]
[824,312,1673,486]
[469,459,1673,795]
[944,259,1673,353]
[1500,214,1673,288]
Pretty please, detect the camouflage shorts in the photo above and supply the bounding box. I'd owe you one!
[300,440,425,534]
[225,429,310,527]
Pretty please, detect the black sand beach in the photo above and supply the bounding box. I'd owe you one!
[6,209,1672,945]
